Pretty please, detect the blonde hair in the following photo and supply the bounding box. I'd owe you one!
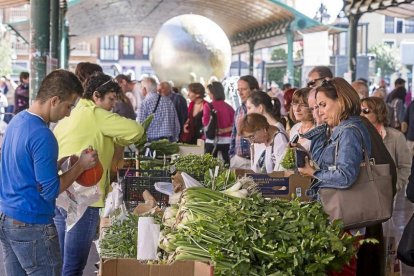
[290,87,314,123]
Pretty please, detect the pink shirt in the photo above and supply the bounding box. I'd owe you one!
[202,100,235,137]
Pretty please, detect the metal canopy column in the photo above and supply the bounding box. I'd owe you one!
[30,0,51,101]
[50,0,59,60]
[248,41,256,75]
[286,24,294,85]
[348,13,361,82]
[59,0,68,69]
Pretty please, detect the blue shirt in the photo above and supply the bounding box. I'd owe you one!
[168,92,188,133]
[139,91,180,142]
[229,104,251,159]
[0,111,60,224]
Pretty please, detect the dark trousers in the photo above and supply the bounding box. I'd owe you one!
[205,143,230,166]
[356,223,385,276]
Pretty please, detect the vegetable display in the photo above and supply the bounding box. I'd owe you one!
[160,187,360,275]
[135,114,154,151]
[280,147,295,170]
[100,213,138,258]
[172,154,223,181]
[148,139,180,156]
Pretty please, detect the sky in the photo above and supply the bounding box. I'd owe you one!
[294,0,343,23]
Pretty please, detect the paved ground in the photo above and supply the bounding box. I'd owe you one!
[1,189,414,275]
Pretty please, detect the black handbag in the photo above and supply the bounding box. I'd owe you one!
[397,212,414,266]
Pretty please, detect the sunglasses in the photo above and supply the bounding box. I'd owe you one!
[307,77,325,88]
[96,78,117,90]
[361,108,371,114]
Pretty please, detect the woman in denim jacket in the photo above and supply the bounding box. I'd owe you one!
[299,77,371,275]
[299,78,371,190]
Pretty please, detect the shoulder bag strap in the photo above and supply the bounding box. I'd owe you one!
[334,125,373,180]
[152,94,161,114]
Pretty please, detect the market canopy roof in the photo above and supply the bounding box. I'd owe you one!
[2,0,322,46]
[66,0,321,46]
[343,0,414,18]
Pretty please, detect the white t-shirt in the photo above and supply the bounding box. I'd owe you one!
[289,122,312,152]
[251,130,289,173]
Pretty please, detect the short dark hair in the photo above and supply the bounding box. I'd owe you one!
[308,66,333,79]
[282,83,292,90]
[83,72,121,100]
[395,78,406,86]
[115,74,132,83]
[19,72,29,82]
[239,75,259,91]
[75,62,103,84]
[188,82,205,98]
[36,69,83,103]
[207,81,225,101]
[248,91,281,122]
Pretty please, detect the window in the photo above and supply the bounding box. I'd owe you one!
[122,36,135,56]
[396,19,404,33]
[406,18,414,33]
[99,36,119,61]
[384,16,394,33]
[143,37,153,57]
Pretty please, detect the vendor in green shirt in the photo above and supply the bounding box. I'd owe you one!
[53,71,144,276]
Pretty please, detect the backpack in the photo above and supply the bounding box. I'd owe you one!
[204,103,218,140]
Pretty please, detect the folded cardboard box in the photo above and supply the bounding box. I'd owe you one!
[235,169,312,201]
[99,259,213,276]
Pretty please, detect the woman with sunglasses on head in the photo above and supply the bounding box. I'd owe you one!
[239,113,288,173]
[299,77,372,275]
[361,97,411,191]
[289,88,315,152]
[53,72,144,276]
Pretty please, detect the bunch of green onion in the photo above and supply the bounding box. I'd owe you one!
[160,187,360,275]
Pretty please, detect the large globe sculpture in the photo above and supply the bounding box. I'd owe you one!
[150,14,232,87]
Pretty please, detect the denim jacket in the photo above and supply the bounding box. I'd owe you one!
[302,116,371,191]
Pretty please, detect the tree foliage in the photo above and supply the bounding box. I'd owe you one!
[267,47,301,87]
[0,26,12,76]
[369,43,396,78]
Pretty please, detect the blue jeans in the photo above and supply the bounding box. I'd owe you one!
[54,207,100,276]
[0,213,61,276]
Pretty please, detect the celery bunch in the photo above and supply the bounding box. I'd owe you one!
[160,188,359,275]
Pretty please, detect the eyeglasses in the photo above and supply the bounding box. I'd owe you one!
[96,78,117,90]
[361,108,371,114]
[246,133,256,142]
[307,77,325,88]
[292,103,310,109]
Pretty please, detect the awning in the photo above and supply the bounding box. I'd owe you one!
[344,0,414,18]
[0,0,28,8]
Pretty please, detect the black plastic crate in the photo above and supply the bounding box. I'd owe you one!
[123,175,170,211]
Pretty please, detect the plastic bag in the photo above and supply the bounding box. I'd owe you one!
[56,156,101,231]
[103,182,123,218]
[181,172,203,188]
